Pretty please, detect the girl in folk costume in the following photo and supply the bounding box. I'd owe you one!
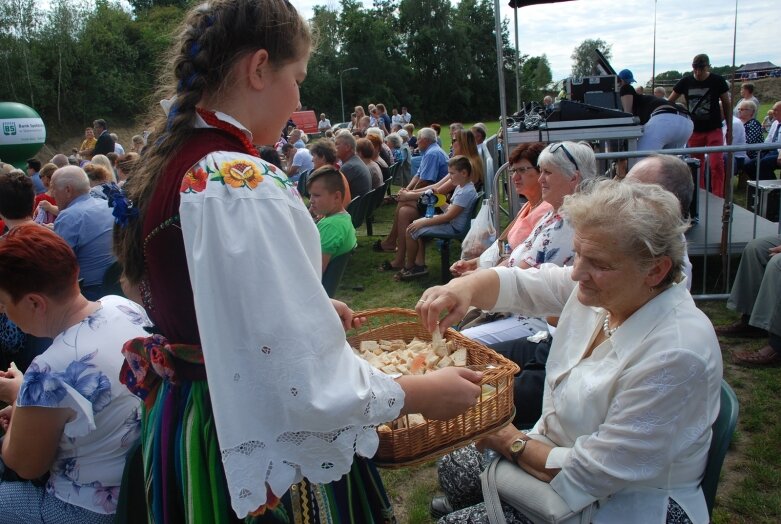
[113,0,482,522]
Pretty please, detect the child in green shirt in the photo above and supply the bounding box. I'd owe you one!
[307,166,357,273]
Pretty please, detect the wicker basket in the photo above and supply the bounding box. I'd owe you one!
[347,308,520,468]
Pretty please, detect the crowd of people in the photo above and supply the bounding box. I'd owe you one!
[0,0,778,521]
[615,57,780,196]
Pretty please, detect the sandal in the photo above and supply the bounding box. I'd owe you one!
[378,260,402,272]
[372,240,396,253]
[399,265,428,281]
[733,346,781,367]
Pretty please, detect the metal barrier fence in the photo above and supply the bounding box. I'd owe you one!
[488,141,781,300]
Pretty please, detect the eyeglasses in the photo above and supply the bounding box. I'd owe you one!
[738,107,751,112]
[509,165,537,174]
[692,64,708,70]
[549,143,579,172]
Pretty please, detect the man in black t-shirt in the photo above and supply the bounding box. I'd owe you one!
[668,54,732,197]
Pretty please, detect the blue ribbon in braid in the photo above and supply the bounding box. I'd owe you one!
[165,101,179,131]
[177,73,199,93]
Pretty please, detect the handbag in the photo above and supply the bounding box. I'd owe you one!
[480,435,595,524]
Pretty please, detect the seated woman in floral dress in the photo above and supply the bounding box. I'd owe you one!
[0,225,149,524]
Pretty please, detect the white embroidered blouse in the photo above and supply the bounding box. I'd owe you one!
[490,264,722,524]
[177,112,404,518]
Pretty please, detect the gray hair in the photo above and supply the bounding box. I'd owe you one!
[52,166,91,194]
[739,100,757,117]
[50,154,69,168]
[626,155,694,217]
[653,86,667,97]
[561,178,687,287]
[538,141,597,181]
[366,127,385,140]
[386,133,402,148]
[335,130,357,151]
[417,127,437,142]
[110,133,119,141]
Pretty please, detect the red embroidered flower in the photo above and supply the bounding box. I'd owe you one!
[180,167,208,193]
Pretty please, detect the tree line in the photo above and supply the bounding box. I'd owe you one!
[0,0,555,138]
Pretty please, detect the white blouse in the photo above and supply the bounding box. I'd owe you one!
[491,265,722,524]
[178,144,403,517]
[17,297,147,514]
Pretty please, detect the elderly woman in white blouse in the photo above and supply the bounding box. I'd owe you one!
[419,179,723,524]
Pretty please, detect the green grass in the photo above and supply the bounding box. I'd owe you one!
[336,181,781,524]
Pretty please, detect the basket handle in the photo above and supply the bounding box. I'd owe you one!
[353,307,418,320]
[351,308,458,337]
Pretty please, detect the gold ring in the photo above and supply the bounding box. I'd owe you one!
[418,299,427,303]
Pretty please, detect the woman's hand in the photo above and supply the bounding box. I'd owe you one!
[0,405,11,432]
[406,218,428,235]
[476,423,524,461]
[478,424,558,482]
[450,258,478,277]
[416,285,473,335]
[769,244,781,256]
[0,363,23,405]
[331,299,366,331]
[398,366,482,420]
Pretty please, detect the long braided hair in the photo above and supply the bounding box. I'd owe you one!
[115,0,311,284]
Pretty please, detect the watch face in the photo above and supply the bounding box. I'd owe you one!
[510,439,525,453]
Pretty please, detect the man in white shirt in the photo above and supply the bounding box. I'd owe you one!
[732,82,761,117]
[110,133,125,155]
[724,114,749,173]
[391,108,402,126]
[317,113,331,133]
[281,143,314,181]
[400,107,412,124]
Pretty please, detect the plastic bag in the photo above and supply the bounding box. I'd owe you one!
[478,241,500,268]
[460,200,496,260]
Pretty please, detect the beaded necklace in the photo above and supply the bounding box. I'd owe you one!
[602,312,619,338]
[196,107,259,157]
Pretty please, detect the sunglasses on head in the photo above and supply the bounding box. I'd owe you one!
[549,143,579,172]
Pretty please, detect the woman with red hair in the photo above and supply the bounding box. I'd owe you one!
[0,225,149,523]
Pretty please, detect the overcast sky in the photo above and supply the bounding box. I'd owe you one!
[292,0,777,86]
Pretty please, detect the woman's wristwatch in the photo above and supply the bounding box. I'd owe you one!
[509,435,530,463]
